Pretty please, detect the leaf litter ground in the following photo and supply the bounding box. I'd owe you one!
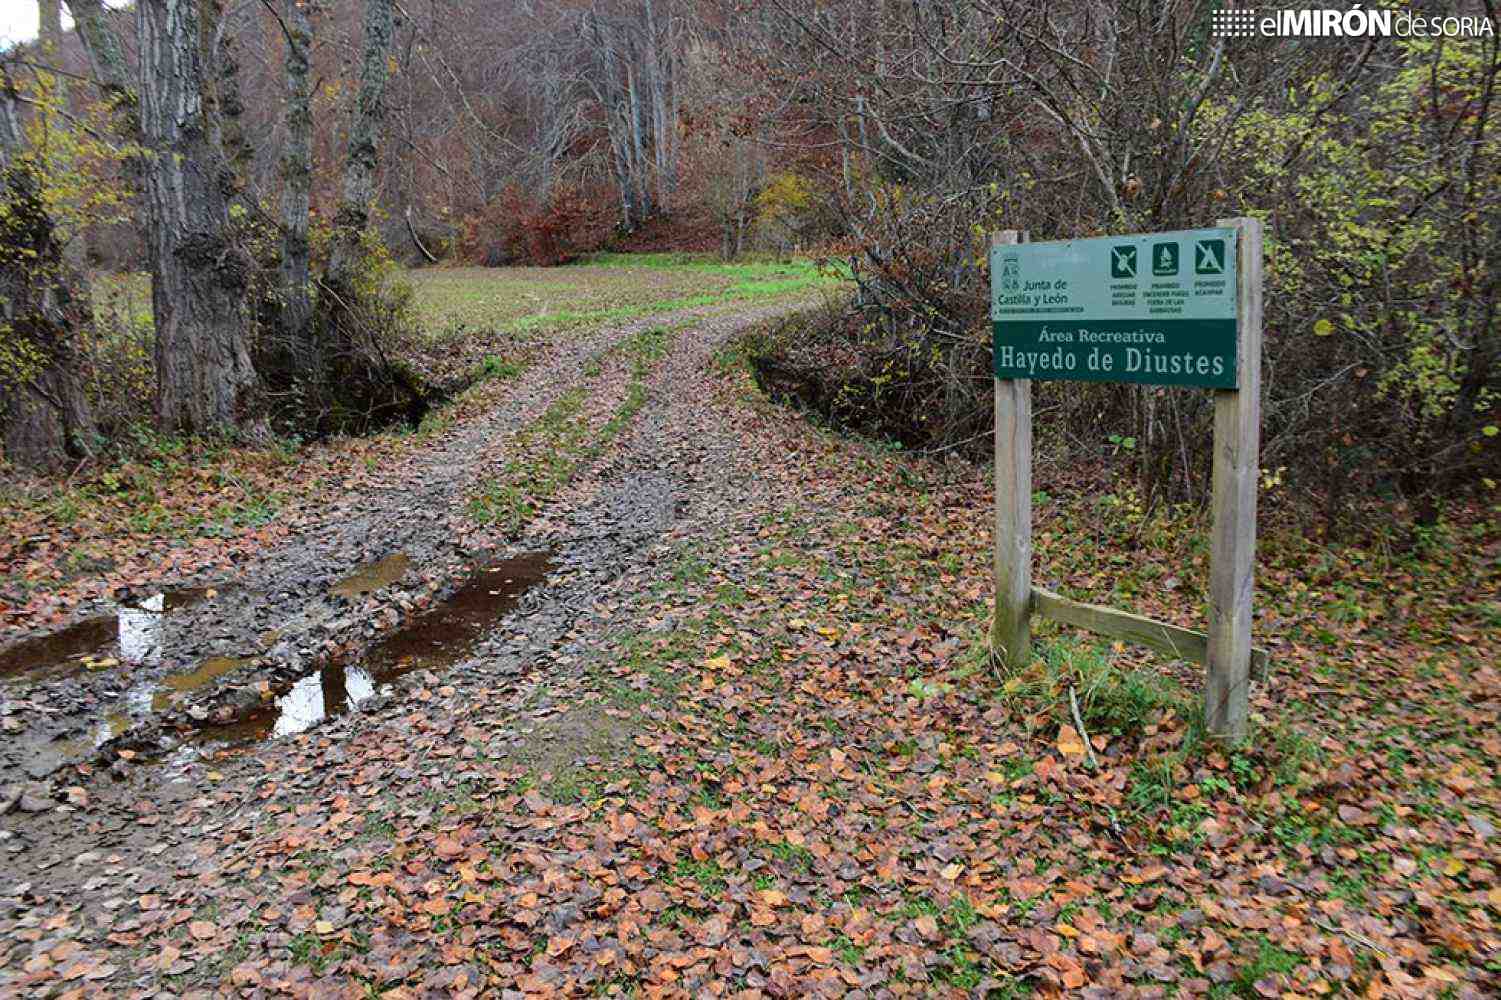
[0,279,1497,996]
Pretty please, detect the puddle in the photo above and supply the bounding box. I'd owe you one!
[161,655,252,693]
[271,662,378,738]
[331,553,412,599]
[193,703,280,745]
[362,552,552,674]
[54,712,131,759]
[0,617,116,680]
[0,585,221,683]
[150,656,254,712]
[202,552,552,745]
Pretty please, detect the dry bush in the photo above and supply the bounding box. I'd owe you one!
[458,183,617,267]
[736,1,1500,530]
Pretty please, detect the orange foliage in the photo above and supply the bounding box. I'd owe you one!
[457,183,615,267]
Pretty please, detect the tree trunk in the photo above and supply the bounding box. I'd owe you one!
[277,0,314,370]
[67,0,134,120]
[67,0,140,251]
[302,0,423,437]
[645,0,672,211]
[138,0,256,435]
[626,61,652,219]
[210,5,250,186]
[40,0,92,272]
[327,0,395,289]
[0,64,97,470]
[39,0,63,44]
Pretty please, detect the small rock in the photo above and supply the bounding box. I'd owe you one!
[18,793,52,813]
[22,756,63,780]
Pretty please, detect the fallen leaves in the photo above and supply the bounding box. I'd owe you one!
[3,298,1496,999]
[1055,723,1086,757]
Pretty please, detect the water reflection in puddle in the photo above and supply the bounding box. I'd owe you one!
[201,552,552,745]
[149,656,254,713]
[271,662,377,737]
[331,552,412,599]
[55,712,131,759]
[118,594,164,668]
[0,586,220,683]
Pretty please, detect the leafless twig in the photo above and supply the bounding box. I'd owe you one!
[1068,684,1100,770]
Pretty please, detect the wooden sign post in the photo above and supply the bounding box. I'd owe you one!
[990,218,1265,741]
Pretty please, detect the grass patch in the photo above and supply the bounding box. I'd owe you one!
[413,256,838,343]
[1000,636,1193,741]
[468,327,674,533]
[1214,936,1304,998]
[598,626,695,710]
[668,858,729,896]
[468,387,590,531]
[477,354,526,381]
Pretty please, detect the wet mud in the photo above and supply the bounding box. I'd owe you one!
[196,552,553,744]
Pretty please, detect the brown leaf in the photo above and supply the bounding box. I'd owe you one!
[697,915,729,945]
[758,888,788,907]
[230,963,262,987]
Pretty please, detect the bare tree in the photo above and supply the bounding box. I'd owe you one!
[584,0,681,230]
[138,0,257,434]
[276,0,315,366]
[326,0,394,288]
[704,136,763,260]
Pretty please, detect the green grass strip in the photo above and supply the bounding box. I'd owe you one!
[467,327,674,533]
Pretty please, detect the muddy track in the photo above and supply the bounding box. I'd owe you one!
[0,302,815,992]
[0,300,807,810]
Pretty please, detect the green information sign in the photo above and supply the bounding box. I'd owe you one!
[992,228,1239,388]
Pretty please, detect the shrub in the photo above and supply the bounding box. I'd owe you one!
[739,16,1500,533]
[459,183,615,266]
[745,185,996,454]
[754,171,840,253]
[251,213,432,438]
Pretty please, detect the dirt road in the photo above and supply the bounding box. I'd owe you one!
[4,292,1496,996]
[1,300,814,990]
